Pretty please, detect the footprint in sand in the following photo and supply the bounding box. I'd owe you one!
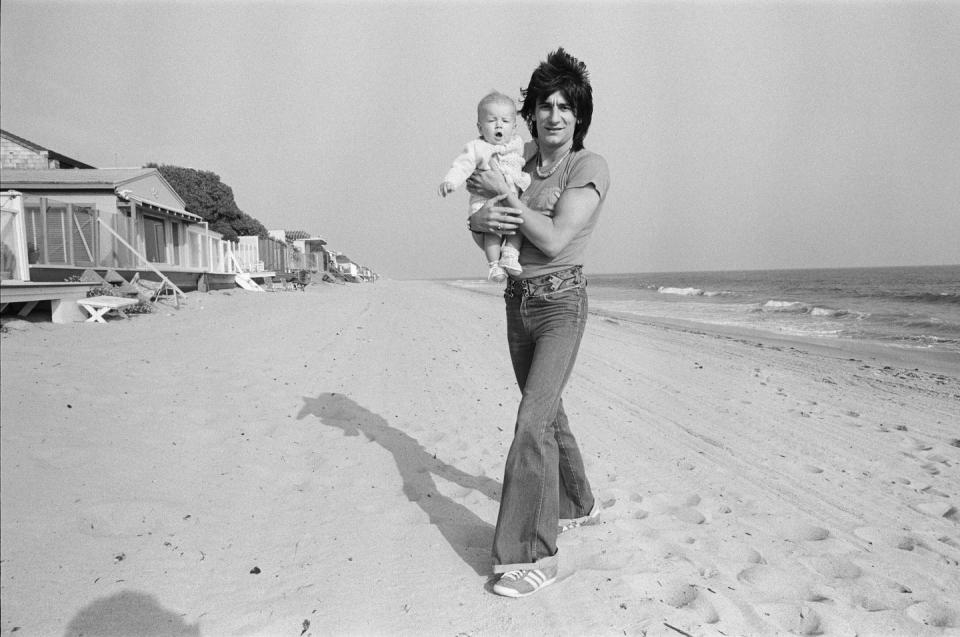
[918,482,950,497]
[719,543,765,565]
[623,575,720,624]
[642,492,708,526]
[595,490,644,524]
[925,450,952,464]
[799,555,862,580]
[914,501,959,521]
[755,602,823,635]
[674,508,706,525]
[661,583,697,607]
[906,600,960,629]
[736,564,822,602]
[664,583,720,623]
[854,525,920,551]
[904,436,934,451]
[847,577,916,613]
[771,519,831,542]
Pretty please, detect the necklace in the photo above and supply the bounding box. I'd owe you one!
[536,148,572,178]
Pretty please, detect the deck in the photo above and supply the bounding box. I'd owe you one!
[0,281,101,323]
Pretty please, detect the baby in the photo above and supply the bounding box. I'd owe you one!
[439,91,530,282]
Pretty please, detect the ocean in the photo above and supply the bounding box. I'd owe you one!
[451,265,960,356]
[587,265,960,355]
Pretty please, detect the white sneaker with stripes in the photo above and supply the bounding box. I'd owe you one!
[492,565,558,598]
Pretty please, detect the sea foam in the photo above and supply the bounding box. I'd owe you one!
[658,287,704,296]
[762,300,809,313]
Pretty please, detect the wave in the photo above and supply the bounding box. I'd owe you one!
[761,300,867,320]
[884,315,960,337]
[658,286,703,296]
[888,291,960,305]
[811,306,851,318]
[761,300,809,313]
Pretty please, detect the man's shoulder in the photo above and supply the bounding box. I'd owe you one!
[571,149,608,172]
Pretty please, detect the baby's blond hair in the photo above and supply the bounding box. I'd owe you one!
[477,91,518,119]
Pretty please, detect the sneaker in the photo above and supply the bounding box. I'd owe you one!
[558,499,601,534]
[493,565,558,598]
[499,252,522,275]
[488,264,507,282]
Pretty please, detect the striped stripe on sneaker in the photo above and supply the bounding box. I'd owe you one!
[492,567,558,598]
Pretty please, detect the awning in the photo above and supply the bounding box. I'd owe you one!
[116,189,203,222]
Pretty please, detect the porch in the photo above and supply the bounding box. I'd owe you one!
[0,280,99,323]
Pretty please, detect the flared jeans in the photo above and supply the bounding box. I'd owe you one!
[492,283,595,573]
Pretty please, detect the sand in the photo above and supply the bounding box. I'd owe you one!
[1,279,958,637]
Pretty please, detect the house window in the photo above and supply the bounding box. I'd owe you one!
[22,197,98,266]
[44,202,69,264]
[24,202,43,264]
[170,222,182,266]
[71,205,97,266]
[107,203,137,268]
[143,215,166,263]
[1,193,30,281]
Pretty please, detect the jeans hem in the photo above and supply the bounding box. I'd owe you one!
[493,552,559,574]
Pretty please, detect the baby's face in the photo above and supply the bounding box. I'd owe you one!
[477,101,517,145]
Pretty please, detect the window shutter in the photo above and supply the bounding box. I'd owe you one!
[44,202,68,264]
[71,205,97,266]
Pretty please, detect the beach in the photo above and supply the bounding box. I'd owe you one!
[1,279,958,636]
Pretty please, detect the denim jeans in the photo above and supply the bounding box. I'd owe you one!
[492,283,595,573]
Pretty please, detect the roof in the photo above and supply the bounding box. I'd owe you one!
[0,129,96,169]
[1,167,202,223]
[0,168,156,187]
[116,189,202,222]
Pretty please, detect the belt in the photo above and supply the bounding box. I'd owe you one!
[504,265,585,299]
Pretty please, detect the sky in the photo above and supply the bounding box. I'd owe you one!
[2,0,958,279]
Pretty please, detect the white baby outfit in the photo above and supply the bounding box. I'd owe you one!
[443,135,531,212]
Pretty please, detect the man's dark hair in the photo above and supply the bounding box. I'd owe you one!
[520,48,593,151]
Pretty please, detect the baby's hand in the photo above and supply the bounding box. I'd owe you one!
[438,182,456,197]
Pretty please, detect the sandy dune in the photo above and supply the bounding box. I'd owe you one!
[1,279,958,636]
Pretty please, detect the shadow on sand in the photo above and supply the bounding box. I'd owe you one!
[298,392,500,575]
[64,590,199,637]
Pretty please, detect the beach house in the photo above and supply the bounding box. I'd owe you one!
[0,166,235,291]
[1,129,96,171]
[1,129,255,293]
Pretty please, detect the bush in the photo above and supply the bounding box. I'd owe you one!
[122,301,153,315]
[85,286,114,298]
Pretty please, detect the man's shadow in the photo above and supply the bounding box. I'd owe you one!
[64,590,199,637]
[297,392,500,575]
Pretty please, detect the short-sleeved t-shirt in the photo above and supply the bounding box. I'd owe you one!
[517,149,610,279]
